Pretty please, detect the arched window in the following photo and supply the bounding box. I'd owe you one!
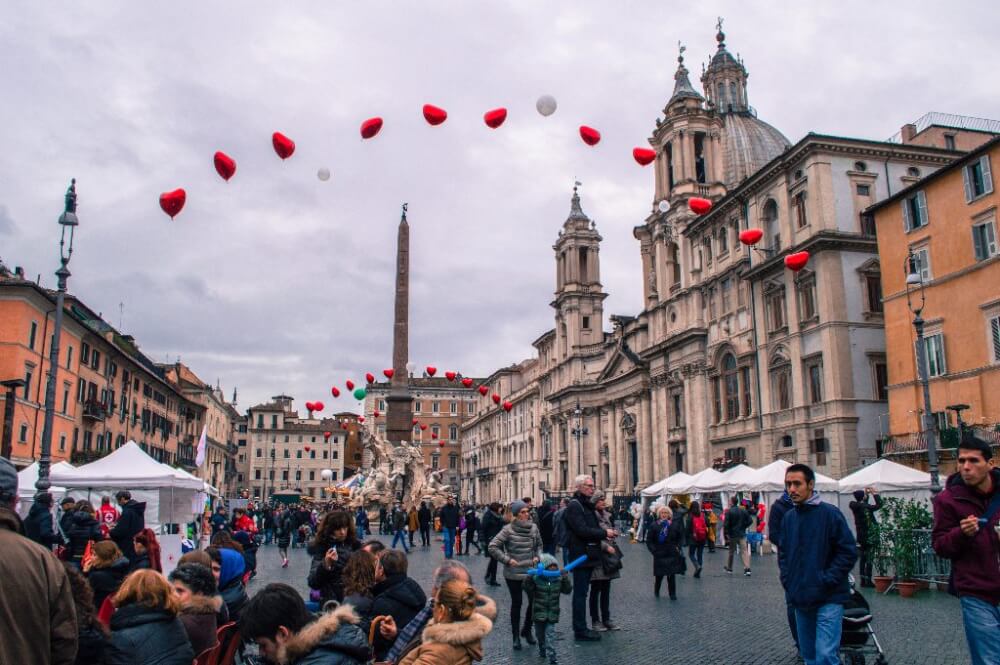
[668,242,682,287]
[723,354,739,421]
[763,199,780,250]
[769,352,792,411]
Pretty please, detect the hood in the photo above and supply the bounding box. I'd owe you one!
[421,610,492,659]
[0,507,24,534]
[376,575,427,611]
[218,548,246,587]
[794,492,823,510]
[72,511,98,527]
[110,604,175,630]
[93,556,131,572]
[946,468,1000,494]
[474,593,497,622]
[277,604,369,665]
[510,518,536,535]
[124,500,147,515]
[182,594,223,616]
[538,553,560,571]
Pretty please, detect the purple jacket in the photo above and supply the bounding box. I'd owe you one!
[932,469,1000,605]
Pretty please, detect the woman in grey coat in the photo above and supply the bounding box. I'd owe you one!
[589,492,622,632]
[489,499,542,650]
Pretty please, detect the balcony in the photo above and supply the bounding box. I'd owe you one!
[82,400,107,422]
[71,448,111,465]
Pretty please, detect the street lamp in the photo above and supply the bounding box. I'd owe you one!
[37,180,79,493]
[904,250,941,495]
[571,402,588,479]
[1,379,28,460]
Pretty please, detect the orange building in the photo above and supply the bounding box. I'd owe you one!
[867,135,1000,459]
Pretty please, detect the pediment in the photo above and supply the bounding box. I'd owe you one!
[597,339,647,382]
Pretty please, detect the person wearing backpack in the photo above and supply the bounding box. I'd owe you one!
[684,501,708,579]
[723,496,753,576]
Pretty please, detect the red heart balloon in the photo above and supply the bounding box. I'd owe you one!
[214,151,237,181]
[312,401,324,412]
[383,369,394,379]
[438,440,445,447]
[305,401,314,411]
[304,446,310,452]
[360,117,383,139]
[331,386,341,398]
[420,424,428,431]
[324,431,332,440]
[159,188,186,219]
[579,126,601,146]
[365,373,375,384]
[633,147,656,166]
[478,386,489,396]
[739,228,764,246]
[784,251,810,272]
[461,378,474,388]
[445,371,457,382]
[484,108,507,129]
[412,418,420,426]
[431,432,438,439]
[422,104,448,126]
[373,410,380,418]
[272,132,295,160]
[426,366,437,377]
[688,197,713,215]
[341,422,349,430]
[502,401,513,412]
[346,380,355,390]
[358,416,365,424]
[492,394,501,404]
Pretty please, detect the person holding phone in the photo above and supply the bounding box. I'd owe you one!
[848,485,883,587]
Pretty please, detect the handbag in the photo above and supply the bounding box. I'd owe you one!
[601,543,623,574]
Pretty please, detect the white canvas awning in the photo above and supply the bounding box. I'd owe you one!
[641,471,692,497]
[674,468,727,494]
[698,464,758,492]
[748,459,839,492]
[50,441,204,490]
[838,458,932,493]
[17,461,74,499]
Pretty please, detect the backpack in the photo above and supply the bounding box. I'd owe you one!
[691,515,707,543]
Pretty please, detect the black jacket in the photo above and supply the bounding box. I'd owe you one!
[308,539,361,605]
[24,501,61,548]
[464,509,479,532]
[75,623,109,665]
[723,504,751,540]
[219,577,248,622]
[280,605,370,665]
[538,507,555,548]
[418,505,432,527]
[564,493,606,567]
[107,604,194,665]
[768,495,795,548]
[66,512,103,562]
[438,503,460,530]
[849,494,883,545]
[481,509,504,544]
[88,557,131,610]
[370,574,427,659]
[645,518,686,577]
[109,501,145,562]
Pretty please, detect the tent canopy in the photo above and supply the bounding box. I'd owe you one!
[674,468,727,494]
[838,458,932,493]
[17,461,74,498]
[641,471,692,497]
[697,464,757,492]
[50,441,204,490]
[749,459,838,492]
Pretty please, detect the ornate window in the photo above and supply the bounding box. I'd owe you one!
[769,351,792,411]
[795,270,818,323]
[858,259,883,316]
[803,355,824,404]
[717,226,729,255]
[794,191,808,228]
[762,199,780,251]
[764,280,788,333]
[723,354,739,420]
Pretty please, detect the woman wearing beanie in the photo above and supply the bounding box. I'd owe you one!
[488,499,542,650]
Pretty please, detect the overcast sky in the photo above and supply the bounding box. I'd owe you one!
[2,2,998,413]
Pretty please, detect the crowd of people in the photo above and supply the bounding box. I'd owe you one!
[2,432,998,665]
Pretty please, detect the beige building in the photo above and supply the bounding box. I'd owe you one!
[462,28,976,506]
[246,396,346,500]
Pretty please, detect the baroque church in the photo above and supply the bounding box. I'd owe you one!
[460,27,960,505]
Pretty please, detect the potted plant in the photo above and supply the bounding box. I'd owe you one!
[868,519,893,593]
[883,497,933,598]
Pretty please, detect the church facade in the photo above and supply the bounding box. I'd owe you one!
[460,28,962,505]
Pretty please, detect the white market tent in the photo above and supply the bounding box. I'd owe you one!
[749,459,839,492]
[641,471,692,498]
[838,458,932,493]
[697,464,758,493]
[15,461,74,517]
[673,467,727,494]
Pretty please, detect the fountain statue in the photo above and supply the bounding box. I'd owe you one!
[352,429,453,510]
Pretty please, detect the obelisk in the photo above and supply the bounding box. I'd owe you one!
[385,203,414,446]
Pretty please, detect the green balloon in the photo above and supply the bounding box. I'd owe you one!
[353,388,367,400]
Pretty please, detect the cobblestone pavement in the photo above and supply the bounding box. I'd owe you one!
[251,534,968,665]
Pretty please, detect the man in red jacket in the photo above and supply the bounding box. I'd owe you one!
[932,435,1000,665]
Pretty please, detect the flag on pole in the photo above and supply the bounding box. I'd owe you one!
[195,424,207,467]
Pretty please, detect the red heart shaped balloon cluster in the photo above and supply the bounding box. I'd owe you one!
[346,380,355,390]
[461,378,474,388]
[502,401,513,412]
[365,373,375,384]
[445,371,457,381]
[425,366,437,376]
[331,386,341,398]
[383,369,394,379]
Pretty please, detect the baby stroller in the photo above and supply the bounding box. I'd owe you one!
[840,576,888,665]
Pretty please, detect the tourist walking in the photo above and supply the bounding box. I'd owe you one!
[704,501,719,552]
[439,495,461,559]
[379,506,389,535]
[481,502,504,586]
[418,501,432,546]
[685,500,708,578]
[398,577,494,665]
[848,487,883,587]
[275,506,293,567]
[564,475,616,641]
[768,491,799,651]
[309,510,362,606]
[525,553,571,664]
[488,499,542,649]
[106,570,195,665]
[645,505,685,599]
[723,496,752,576]
[464,503,481,554]
[24,491,61,549]
[932,435,1000,665]
[390,503,410,553]
[778,463,857,665]
[355,505,370,540]
[588,491,622,631]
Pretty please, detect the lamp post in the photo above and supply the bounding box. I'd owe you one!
[571,402,588,479]
[1,379,27,461]
[37,180,79,493]
[904,250,941,495]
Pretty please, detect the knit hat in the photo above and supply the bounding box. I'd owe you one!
[0,457,17,505]
[510,500,528,517]
[539,553,560,570]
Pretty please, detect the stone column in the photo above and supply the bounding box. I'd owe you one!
[612,402,626,491]
[650,384,665,480]
[686,369,711,471]
[639,394,654,486]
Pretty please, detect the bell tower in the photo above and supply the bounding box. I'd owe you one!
[552,184,607,358]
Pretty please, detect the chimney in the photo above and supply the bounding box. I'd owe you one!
[900,123,917,144]
[14,266,24,279]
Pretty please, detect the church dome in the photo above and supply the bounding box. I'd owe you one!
[720,112,790,187]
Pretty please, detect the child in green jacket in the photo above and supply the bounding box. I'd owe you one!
[524,553,572,664]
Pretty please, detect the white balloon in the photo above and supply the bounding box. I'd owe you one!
[536,94,557,117]
[317,167,331,182]
[657,199,671,213]
[321,469,334,480]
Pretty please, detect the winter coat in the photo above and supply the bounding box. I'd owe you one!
[370,573,428,659]
[590,509,621,581]
[25,500,61,548]
[564,494,607,568]
[178,594,222,656]
[109,500,145,562]
[107,604,194,665]
[523,572,571,623]
[0,507,78,665]
[392,595,497,665]
[276,513,293,548]
[480,509,504,545]
[645,518,685,577]
[342,593,374,638]
[849,494,883,546]
[308,538,361,606]
[67,511,104,562]
[75,623,109,665]
[538,508,555,549]
[418,505,432,527]
[210,513,228,534]
[398,607,493,665]
[88,557,131,610]
[275,605,370,665]
[408,509,419,532]
[218,547,249,620]
[439,503,460,530]
[777,493,858,610]
[464,509,479,533]
[932,468,1000,605]
[355,510,370,531]
[552,507,568,548]
[488,519,542,580]
[768,494,795,549]
[59,509,76,540]
[129,553,152,573]
[392,509,407,531]
[723,504,751,540]
[673,506,689,546]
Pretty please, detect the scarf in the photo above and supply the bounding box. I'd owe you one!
[657,519,671,544]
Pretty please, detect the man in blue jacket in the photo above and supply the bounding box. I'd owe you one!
[778,464,857,665]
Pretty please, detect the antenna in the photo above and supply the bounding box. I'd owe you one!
[118,301,124,330]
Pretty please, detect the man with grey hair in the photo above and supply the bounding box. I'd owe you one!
[379,559,497,663]
[0,458,78,665]
[564,474,617,641]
